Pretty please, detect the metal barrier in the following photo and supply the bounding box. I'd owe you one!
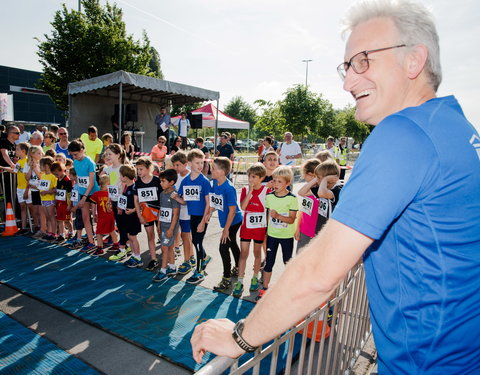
[195,263,371,375]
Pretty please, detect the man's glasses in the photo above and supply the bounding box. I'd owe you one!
[337,44,406,81]
[9,132,20,135]
[58,133,67,135]
[158,141,165,144]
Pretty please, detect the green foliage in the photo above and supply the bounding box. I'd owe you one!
[36,0,158,110]
[148,46,164,79]
[223,96,257,127]
[335,105,372,142]
[253,100,287,139]
[170,102,206,117]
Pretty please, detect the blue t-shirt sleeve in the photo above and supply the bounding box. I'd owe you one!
[178,178,185,196]
[226,184,238,208]
[202,177,211,196]
[332,115,439,240]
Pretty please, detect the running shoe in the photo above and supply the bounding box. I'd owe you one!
[186,271,205,284]
[65,237,77,245]
[125,257,143,268]
[213,277,232,292]
[80,242,96,253]
[42,234,55,241]
[189,255,196,269]
[177,261,192,275]
[16,228,30,236]
[52,235,65,244]
[109,243,120,252]
[166,267,177,277]
[201,255,212,271]
[92,247,106,257]
[32,231,44,239]
[249,276,260,292]
[232,281,244,297]
[152,271,168,282]
[255,288,267,302]
[109,250,128,261]
[145,259,159,271]
[231,266,239,277]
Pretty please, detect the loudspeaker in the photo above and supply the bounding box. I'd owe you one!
[126,103,138,122]
[113,104,126,125]
[189,113,203,129]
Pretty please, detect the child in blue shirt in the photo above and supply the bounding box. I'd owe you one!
[68,139,99,253]
[206,157,243,295]
[172,149,211,284]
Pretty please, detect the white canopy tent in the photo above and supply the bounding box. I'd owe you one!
[67,71,220,151]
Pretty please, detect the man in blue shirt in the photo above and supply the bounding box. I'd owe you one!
[191,1,480,374]
[215,133,235,161]
[154,107,171,152]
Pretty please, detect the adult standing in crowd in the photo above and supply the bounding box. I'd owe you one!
[54,127,70,158]
[177,112,190,150]
[276,132,302,166]
[230,133,236,149]
[337,137,348,179]
[323,136,337,158]
[215,133,235,161]
[258,136,274,162]
[151,136,168,167]
[29,131,43,147]
[154,107,171,152]
[121,132,135,161]
[0,126,20,203]
[16,124,30,144]
[191,1,480,374]
[80,126,103,163]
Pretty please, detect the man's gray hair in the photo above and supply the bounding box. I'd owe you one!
[342,0,441,91]
[31,131,44,141]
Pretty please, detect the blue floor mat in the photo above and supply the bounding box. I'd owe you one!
[0,311,100,374]
[0,236,255,372]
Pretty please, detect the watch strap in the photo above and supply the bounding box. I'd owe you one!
[232,319,257,352]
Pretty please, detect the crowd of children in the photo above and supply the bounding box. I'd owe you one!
[10,137,344,299]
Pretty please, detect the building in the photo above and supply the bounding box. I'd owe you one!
[0,65,65,125]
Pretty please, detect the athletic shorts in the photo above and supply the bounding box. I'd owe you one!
[159,222,179,247]
[41,200,55,207]
[119,213,141,236]
[56,201,71,221]
[74,208,84,230]
[16,188,32,204]
[144,220,156,228]
[179,219,190,233]
[96,214,115,235]
[79,194,94,203]
[240,238,264,244]
[31,191,41,206]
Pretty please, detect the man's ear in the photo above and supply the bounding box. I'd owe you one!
[406,44,428,80]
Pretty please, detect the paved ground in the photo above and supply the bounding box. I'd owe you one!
[0,169,365,375]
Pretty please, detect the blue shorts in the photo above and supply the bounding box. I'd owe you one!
[180,219,190,233]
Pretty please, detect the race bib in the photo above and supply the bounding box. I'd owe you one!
[318,198,329,218]
[108,185,119,200]
[13,163,21,173]
[183,185,200,201]
[38,179,50,191]
[77,176,89,188]
[55,189,67,201]
[159,207,173,223]
[209,193,224,211]
[300,197,314,216]
[71,190,79,203]
[270,213,289,229]
[246,212,266,229]
[118,195,128,210]
[138,187,158,203]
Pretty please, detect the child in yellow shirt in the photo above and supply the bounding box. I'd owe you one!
[14,142,31,234]
[39,156,58,241]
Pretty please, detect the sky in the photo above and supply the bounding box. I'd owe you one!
[2,0,479,131]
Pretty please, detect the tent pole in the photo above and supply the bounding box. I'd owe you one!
[214,99,219,155]
[119,83,123,141]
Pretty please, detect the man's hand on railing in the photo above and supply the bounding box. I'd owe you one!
[191,318,244,364]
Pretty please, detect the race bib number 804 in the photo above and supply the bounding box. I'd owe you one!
[183,185,200,201]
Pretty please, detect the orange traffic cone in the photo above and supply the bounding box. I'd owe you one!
[2,202,18,236]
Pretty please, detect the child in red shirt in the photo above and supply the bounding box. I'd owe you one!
[90,175,119,256]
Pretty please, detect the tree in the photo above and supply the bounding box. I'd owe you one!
[149,46,164,79]
[170,102,205,117]
[253,99,287,139]
[36,0,158,110]
[279,85,326,142]
[223,96,257,127]
[335,105,372,142]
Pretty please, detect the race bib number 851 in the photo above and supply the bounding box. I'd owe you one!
[138,187,158,203]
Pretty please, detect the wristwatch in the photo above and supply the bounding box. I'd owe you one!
[232,319,258,352]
